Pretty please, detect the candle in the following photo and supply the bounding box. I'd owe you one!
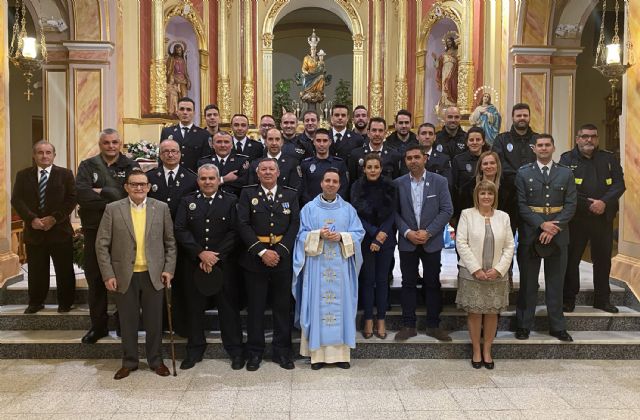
[22,37,37,59]
[606,43,621,65]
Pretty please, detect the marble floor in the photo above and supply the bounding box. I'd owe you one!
[0,358,638,419]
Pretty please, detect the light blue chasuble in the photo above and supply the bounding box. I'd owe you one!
[293,195,365,351]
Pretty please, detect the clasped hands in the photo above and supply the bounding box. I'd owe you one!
[320,227,341,242]
[198,250,220,273]
[370,231,388,252]
[104,272,173,292]
[406,229,431,246]
[472,268,501,281]
[31,216,56,231]
[539,221,561,245]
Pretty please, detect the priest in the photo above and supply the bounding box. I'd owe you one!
[293,168,364,370]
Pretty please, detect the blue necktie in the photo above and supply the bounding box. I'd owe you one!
[38,169,48,210]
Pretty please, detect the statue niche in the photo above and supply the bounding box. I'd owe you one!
[165,15,200,117]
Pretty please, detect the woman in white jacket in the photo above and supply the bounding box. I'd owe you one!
[455,180,515,369]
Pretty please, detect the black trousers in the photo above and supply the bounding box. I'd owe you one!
[83,228,110,331]
[361,245,394,320]
[185,264,244,360]
[25,239,75,307]
[114,271,163,369]
[244,264,292,359]
[399,248,443,328]
[564,215,614,306]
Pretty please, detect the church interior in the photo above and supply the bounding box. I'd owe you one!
[1,0,640,375]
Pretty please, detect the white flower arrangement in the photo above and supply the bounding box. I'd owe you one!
[125,140,159,160]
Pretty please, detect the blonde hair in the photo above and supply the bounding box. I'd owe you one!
[473,180,498,210]
[474,151,502,189]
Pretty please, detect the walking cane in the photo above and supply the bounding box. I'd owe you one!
[164,286,177,376]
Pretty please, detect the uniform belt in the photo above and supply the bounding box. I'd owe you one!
[528,206,563,215]
[257,235,283,245]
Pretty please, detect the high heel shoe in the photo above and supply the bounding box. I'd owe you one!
[374,320,387,339]
[471,358,483,369]
[362,320,374,339]
[483,358,495,370]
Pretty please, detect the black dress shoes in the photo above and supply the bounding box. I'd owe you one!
[335,362,350,369]
[311,362,324,370]
[246,355,262,371]
[274,355,295,370]
[483,359,495,370]
[515,328,530,340]
[471,358,483,369]
[550,330,573,342]
[57,305,73,313]
[231,356,245,370]
[180,355,203,370]
[594,302,619,313]
[24,304,45,314]
[562,302,575,313]
[81,329,108,344]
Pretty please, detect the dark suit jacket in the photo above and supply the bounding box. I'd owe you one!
[197,154,250,198]
[146,165,198,219]
[248,154,302,190]
[160,124,211,171]
[330,129,365,161]
[232,137,264,162]
[11,165,77,244]
[394,171,453,253]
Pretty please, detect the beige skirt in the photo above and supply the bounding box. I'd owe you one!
[455,266,509,314]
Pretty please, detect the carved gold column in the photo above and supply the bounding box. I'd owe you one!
[370,0,384,117]
[0,1,20,285]
[393,0,408,114]
[217,0,232,122]
[241,0,255,123]
[457,0,474,114]
[150,0,166,114]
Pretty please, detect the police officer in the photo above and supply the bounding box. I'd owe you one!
[329,104,365,160]
[237,158,300,371]
[296,110,319,156]
[248,128,302,190]
[416,122,452,185]
[385,109,418,156]
[352,105,370,141]
[451,127,487,217]
[515,134,576,342]
[300,128,349,205]
[174,164,244,370]
[560,124,625,313]
[76,128,139,343]
[231,113,264,162]
[146,139,197,336]
[280,112,310,161]
[159,97,210,172]
[198,131,250,197]
[348,117,401,182]
[492,103,539,231]
[434,106,467,158]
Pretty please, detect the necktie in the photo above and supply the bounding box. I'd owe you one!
[335,133,342,143]
[219,158,225,169]
[181,127,188,138]
[267,191,274,203]
[236,142,243,154]
[38,169,48,210]
[168,170,175,187]
[542,166,549,184]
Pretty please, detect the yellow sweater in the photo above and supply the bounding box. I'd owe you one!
[131,206,148,272]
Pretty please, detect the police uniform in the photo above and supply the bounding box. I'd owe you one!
[76,153,139,337]
[197,153,250,197]
[160,124,211,172]
[329,129,365,161]
[247,154,302,190]
[174,190,243,363]
[299,155,349,205]
[233,137,264,162]
[348,144,401,182]
[282,136,312,161]
[295,132,316,158]
[515,162,576,336]
[560,147,625,310]
[237,184,300,364]
[146,165,197,336]
[451,151,480,196]
[385,131,418,157]
[434,127,467,158]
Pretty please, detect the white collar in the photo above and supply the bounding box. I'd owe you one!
[216,154,230,162]
[267,152,282,160]
[163,165,180,176]
[235,137,247,145]
[368,142,384,152]
[179,124,193,130]
[537,161,553,172]
[410,171,426,183]
[128,197,147,209]
[333,128,347,137]
[262,185,278,197]
[37,165,53,174]
[202,192,217,200]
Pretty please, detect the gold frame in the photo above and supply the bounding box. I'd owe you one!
[258,0,366,115]
[414,1,473,125]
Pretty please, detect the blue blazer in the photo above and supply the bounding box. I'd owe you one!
[395,171,453,253]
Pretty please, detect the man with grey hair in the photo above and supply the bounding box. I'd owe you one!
[76,128,139,343]
[12,140,77,314]
[174,163,244,370]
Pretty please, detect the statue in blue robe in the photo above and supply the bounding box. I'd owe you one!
[293,194,364,366]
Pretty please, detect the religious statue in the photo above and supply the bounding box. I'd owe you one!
[433,32,459,113]
[166,41,191,115]
[296,30,331,109]
[469,89,502,146]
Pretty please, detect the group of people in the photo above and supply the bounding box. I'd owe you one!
[11,95,625,378]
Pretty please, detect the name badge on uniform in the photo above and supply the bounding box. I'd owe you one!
[93,172,98,183]
[358,158,364,167]
[507,143,513,152]
[152,184,158,192]
[251,198,259,205]
[189,203,197,210]
[436,144,443,152]
[606,178,612,185]
[310,163,316,173]
[465,163,472,172]
[117,171,126,178]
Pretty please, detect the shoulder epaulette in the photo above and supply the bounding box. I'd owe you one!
[600,149,614,154]
[235,153,250,158]
[242,184,259,188]
[282,185,298,192]
[331,156,344,161]
[302,157,314,162]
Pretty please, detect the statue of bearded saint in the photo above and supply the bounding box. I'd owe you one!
[166,42,191,115]
[433,34,459,111]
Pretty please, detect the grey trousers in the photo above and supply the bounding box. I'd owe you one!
[114,271,164,369]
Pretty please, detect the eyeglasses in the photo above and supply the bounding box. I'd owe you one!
[578,134,598,140]
[161,150,180,155]
[127,182,149,188]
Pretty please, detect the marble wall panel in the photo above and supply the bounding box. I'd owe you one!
[519,73,546,133]
[74,69,102,166]
[73,0,102,41]
[522,0,550,45]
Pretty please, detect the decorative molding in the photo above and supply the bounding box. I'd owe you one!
[370,82,384,118]
[268,0,289,19]
[394,78,408,114]
[164,1,207,48]
[352,33,364,50]
[217,76,232,122]
[334,0,359,26]
[150,58,167,114]
[242,80,255,121]
[457,61,473,114]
